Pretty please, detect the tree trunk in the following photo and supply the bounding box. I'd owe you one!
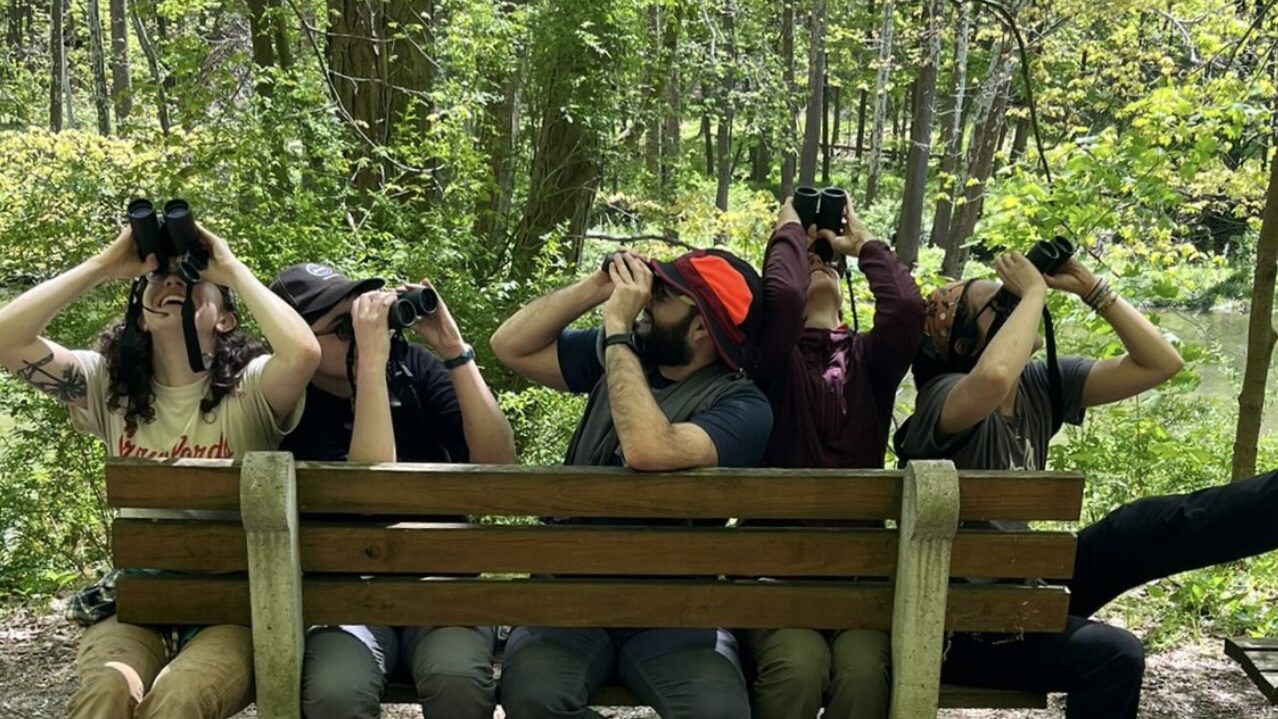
[643,5,661,183]
[715,4,735,213]
[944,41,1014,275]
[897,0,940,267]
[63,5,76,128]
[780,0,797,197]
[87,0,112,134]
[1232,142,1278,479]
[702,105,714,176]
[474,44,524,253]
[821,74,831,185]
[855,0,876,159]
[50,0,64,131]
[130,3,169,134]
[108,0,131,124]
[930,3,971,252]
[7,0,21,53]
[1009,114,1029,165]
[245,0,279,95]
[830,84,842,179]
[659,3,681,199]
[864,0,894,206]
[752,135,770,182]
[798,0,825,186]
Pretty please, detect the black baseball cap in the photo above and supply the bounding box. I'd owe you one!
[269,263,385,324]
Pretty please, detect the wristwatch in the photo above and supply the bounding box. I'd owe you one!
[603,333,641,354]
[442,343,475,369]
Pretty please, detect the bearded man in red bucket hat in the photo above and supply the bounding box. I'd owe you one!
[491,246,773,718]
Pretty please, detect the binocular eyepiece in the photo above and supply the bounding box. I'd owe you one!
[388,287,438,331]
[793,186,848,264]
[127,198,208,283]
[1025,236,1075,276]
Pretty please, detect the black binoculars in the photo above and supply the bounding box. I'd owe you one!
[793,186,848,264]
[127,198,208,283]
[388,287,438,331]
[1026,236,1075,275]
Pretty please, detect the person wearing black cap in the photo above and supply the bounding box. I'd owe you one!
[269,263,515,719]
[491,249,773,719]
[0,223,320,718]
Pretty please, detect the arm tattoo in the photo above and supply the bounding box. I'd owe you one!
[17,353,88,403]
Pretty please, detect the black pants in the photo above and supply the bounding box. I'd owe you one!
[942,469,1278,719]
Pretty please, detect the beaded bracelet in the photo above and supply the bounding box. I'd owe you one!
[1083,277,1109,307]
[1092,289,1120,314]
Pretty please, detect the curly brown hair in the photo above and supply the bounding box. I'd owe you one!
[100,286,266,431]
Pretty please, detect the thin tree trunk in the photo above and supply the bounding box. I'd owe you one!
[62,3,76,128]
[644,5,662,184]
[1009,114,1029,165]
[930,3,971,252]
[897,0,940,267]
[87,0,112,134]
[830,84,842,174]
[1233,142,1278,479]
[7,0,21,52]
[944,41,1014,275]
[474,47,524,252]
[798,0,826,186]
[50,0,64,131]
[108,0,131,124]
[865,0,894,206]
[780,0,797,197]
[702,105,714,177]
[131,4,170,134]
[715,4,735,214]
[245,0,279,95]
[821,74,831,185]
[659,3,681,200]
[855,0,876,159]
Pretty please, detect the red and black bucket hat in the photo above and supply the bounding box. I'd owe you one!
[649,248,763,371]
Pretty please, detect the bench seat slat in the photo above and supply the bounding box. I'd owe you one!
[113,520,1077,579]
[1225,637,1278,704]
[116,575,1069,633]
[106,460,1084,522]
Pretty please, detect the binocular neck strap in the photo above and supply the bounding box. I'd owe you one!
[120,279,147,386]
[180,283,208,374]
[345,339,358,405]
[844,269,860,335]
[1042,305,1064,436]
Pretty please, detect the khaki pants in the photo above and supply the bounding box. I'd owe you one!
[67,616,254,719]
[744,628,890,719]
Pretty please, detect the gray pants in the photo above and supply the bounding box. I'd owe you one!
[301,625,497,719]
[500,627,750,719]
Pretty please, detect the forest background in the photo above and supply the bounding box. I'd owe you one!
[2,0,1278,650]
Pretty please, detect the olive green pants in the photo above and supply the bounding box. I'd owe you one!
[744,628,890,719]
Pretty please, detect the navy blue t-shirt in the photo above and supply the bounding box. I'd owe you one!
[557,328,773,468]
[282,344,469,463]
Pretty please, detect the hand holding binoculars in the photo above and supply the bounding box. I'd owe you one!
[792,186,848,264]
[127,198,208,283]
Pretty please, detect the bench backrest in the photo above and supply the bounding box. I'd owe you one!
[106,454,1083,719]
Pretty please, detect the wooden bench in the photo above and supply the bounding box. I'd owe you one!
[106,453,1085,719]
[1225,637,1278,704]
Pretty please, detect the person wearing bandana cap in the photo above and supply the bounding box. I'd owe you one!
[895,252,1278,718]
[491,248,772,719]
[269,262,515,719]
[737,198,927,719]
[0,223,319,718]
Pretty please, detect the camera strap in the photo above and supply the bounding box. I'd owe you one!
[844,269,860,335]
[120,278,148,386]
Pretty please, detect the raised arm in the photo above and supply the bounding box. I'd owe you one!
[1044,259,1184,407]
[601,255,718,470]
[490,270,613,390]
[937,254,1047,435]
[198,225,321,423]
[0,227,155,408]
[852,213,927,384]
[348,292,397,463]
[408,280,516,464]
[745,201,809,380]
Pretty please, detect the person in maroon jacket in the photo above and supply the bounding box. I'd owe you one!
[741,198,927,719]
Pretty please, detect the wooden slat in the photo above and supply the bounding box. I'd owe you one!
[113,521,1077,579]
[115,576,1069,633]
[1225,637,1278,704]
[106,460,1084,522]
[381,681,1045,709]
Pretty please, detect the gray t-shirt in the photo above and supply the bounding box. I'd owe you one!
[898,358,1096,472]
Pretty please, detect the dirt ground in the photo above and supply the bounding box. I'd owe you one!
[3,605,1275,719]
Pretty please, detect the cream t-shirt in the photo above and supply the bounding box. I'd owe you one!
[70,351,304,459]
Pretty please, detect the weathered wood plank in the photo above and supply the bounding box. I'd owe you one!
[115,576,1070,633]
[106,460,1084,522]
[112,520,1076,579]
[1225,637,1278,704]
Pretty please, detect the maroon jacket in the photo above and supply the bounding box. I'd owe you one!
[744,222,926,469]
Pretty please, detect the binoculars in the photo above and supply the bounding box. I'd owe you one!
[127,198,208,284]
[1025,236,1075,276]
[793,186,848,264]
[388,287,438,331]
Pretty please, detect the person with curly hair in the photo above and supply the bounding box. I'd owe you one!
[0,221,320,718]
